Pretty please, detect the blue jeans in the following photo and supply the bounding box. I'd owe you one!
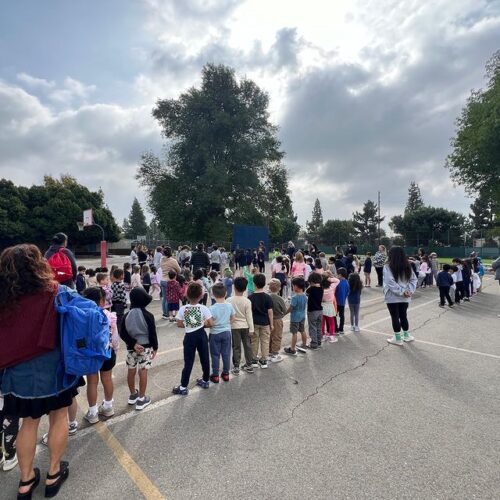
[209,331,231,375]
[160,281,168,315]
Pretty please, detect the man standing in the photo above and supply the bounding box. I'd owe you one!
[45,232,78,288]
[191,244,211,272]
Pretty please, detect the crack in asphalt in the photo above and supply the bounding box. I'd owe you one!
[410,307,449,334]
[261,343,390,432]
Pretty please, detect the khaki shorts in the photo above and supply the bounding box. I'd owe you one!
[126,347,154,370]
[290,320,305,334]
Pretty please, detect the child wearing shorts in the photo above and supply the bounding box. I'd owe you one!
[119,288,158,410]
[284,278,308,355]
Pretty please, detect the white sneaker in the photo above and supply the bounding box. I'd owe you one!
[354,326,360,332]
[3,453,18,471]
[350,326,355,331]
[84,410,99,424]
[270,354,283,363]
[387,335,403,346]
[98,403,115,418]
[329,336,338,343]
[403,334,415,342]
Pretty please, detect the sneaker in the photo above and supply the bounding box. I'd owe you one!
[128,390,139,405]
[210,374,220,383]
[438,304,445,308]
[41,433,48,446]
[354,326,360,332]
[172,386,189,395]
[243,364,254,373]
[84,410,99,425]
[350,326,355,331]
[98,403,115,418]
[329,336,338,343]
[309,343,319,350]
[448,303,454,308]
[251,360,259,368]
[270,354,283,363]
[68,422,78,435]
[296,345,307,353]
[3,453,18,471]
[387,335,403,346]
[135,396,151,410]
[196,378,210,389]
[231,366,240,375]
[284,347,297,356]
[221,372,230,382]
[162,314,169,319]
[259,360,268,369]
[403,333,415,342]
[464,298,470,302]
[338,331,345,335]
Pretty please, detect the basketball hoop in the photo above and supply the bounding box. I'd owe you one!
[77,221,85,232]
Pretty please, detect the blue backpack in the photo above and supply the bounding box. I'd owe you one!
[56,287,111,377]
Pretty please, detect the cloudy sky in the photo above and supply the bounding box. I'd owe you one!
[1,0,499,230]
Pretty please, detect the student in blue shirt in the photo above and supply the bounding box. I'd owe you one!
[209,283,235,383]
[335,268,350,334]
[284,278,308,355]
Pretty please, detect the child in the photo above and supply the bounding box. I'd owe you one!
[119,288,158,410]
[131,265,143,289]
[86,268,97,287]
[150,265,161,300]
[96,272,113,310]
[227,277,255,374]
[166,271,182,321]
[123,262,132,290]
[208,283,235,383]
[268,278,287,362]
[291,251,306,278]
[451,260,465,303]
[82,287,119,423]
[181,262,192,283]
[76,265,87,294]
[348,272,363,332]
[177,275,188,305]
[173,282,213,395]
[335,268,350,334]
[284,278,308,355]
[222,268,234,298]
[0,393,19,471]
[314,258,324,274]
[306,272,323,349]
[319,252,328,271]
[437,264,454,308]
[363,252,372,287]
[142,265,151,294]
[111,268,127,330]
[321,272,339,343]
[209,270,220,305]
[249,273,273,369]
[243,265,256,296]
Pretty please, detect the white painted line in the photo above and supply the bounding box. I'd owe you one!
[362,327,500,360]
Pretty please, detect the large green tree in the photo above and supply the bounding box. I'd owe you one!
[137,64,296,242]
[390,206,467,246]
[0,175,120,249]
[318,219,356,246]
[352,200,384,244]
[306,198,324,241]
[124,198,148,239]
[405,181,424,213]
[446,51,500,202]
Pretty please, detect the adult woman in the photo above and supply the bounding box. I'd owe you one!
[373,245,387,287]
[137,245,148,269]
[287,241,296,260]
[0,245,73,498]
[160,247,181,319]
[153,246,163,269]
[383,246,418,345]
[129,245,138,266]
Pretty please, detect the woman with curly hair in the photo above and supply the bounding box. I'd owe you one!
[0,244,74,499]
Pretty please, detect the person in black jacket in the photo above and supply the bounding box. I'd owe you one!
[190,244,210,272]
[119,288,158,410]
[436,264,454,308]
[44,232,77,288]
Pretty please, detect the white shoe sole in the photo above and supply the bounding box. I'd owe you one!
[403,337,415,342]
[3,457,18,471]
[387,339,403,346]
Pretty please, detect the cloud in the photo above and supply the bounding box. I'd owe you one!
[16,72,55,89]
[0,80,161,221]
[48,77,97,104]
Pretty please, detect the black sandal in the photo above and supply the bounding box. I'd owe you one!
[44,461,69,498]
[17,468,40,500]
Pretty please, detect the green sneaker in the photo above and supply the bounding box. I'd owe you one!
[387,333,403,346]
[403,332,415,342]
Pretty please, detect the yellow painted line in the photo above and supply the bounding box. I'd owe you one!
[95,422,165,500]
[115,347,183,368]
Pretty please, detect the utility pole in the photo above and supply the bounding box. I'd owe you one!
[377,191,381,245]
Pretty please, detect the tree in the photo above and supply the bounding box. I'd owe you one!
[137,64,295,242]
[306,198,324,240]
[390,206,467,246]
[318,219,355,246]
[446,51,500,203]
[352,200,384,244]
[470,190,496,232]
[125,198,148,239]
[405,181,424,213]
[0,175,120,249]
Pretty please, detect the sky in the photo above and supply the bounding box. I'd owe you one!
[1,0,499,231]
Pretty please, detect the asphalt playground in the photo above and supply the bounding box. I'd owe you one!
[3,260,500,500]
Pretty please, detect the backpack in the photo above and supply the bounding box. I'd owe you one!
[56,287,111,376]
[48,248,73,283]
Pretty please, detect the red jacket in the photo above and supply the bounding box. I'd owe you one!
[0,287,59,369]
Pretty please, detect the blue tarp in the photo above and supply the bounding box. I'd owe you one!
[232,225,269,253]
